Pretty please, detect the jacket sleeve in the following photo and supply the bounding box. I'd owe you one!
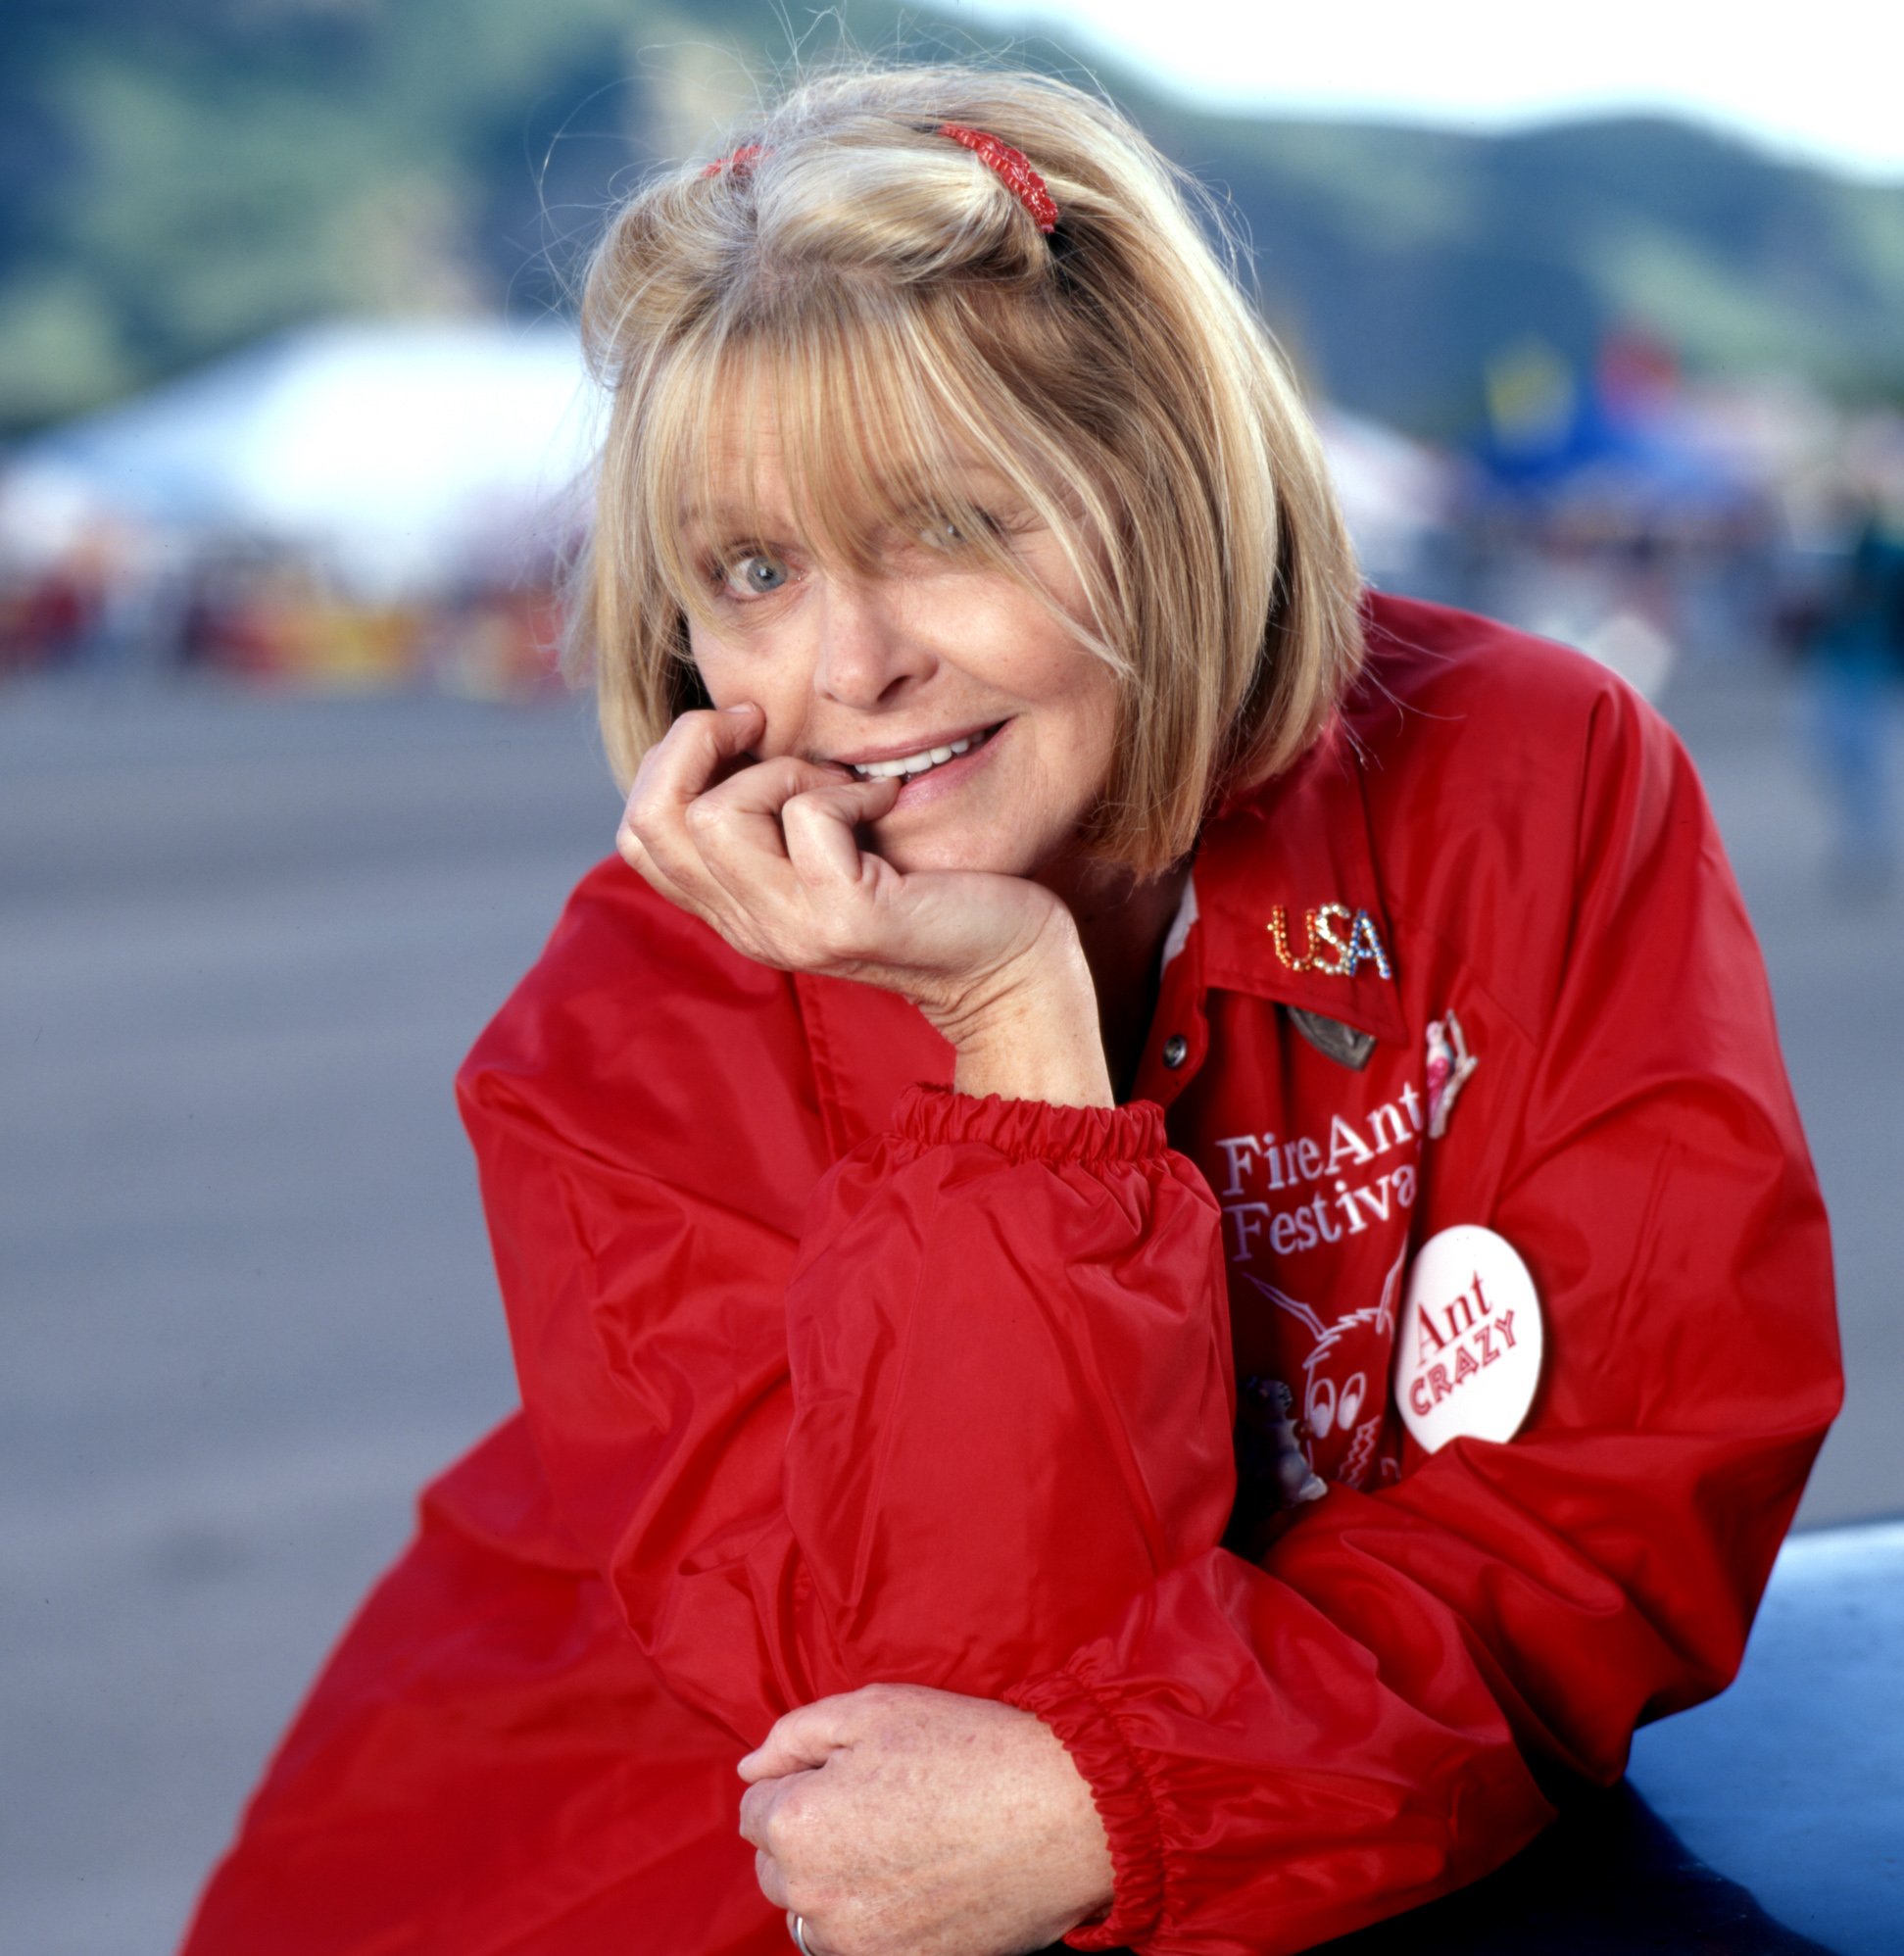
[1002,682,1842,1954]
[460,945,1238,1746]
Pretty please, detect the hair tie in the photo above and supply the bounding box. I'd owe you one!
[699,128,1058,236]
[702,142,762,179]
[936,123,1058,233]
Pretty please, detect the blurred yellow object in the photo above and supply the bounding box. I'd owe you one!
[1486,338,1577,451]
[301,602,420,687]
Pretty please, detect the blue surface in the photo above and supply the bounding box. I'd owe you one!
[1628,1520,1904,1952]
[1306,1520,1904,1952]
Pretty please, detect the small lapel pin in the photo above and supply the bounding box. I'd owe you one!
[1425,1010,1478,1139]
[1269,904,1392,980]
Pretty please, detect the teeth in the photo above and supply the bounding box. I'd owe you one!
[850,730,987,780]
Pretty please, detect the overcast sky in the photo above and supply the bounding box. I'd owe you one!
[939,0,1904,180]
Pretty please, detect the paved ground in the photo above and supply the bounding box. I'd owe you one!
[1,651,1899,1953]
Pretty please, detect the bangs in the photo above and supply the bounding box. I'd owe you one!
[634,282,1130,670]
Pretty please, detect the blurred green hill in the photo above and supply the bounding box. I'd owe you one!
[5,0,1902,438]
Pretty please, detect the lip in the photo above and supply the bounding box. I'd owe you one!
[877,717,1009,812]
[823,721,1002,768]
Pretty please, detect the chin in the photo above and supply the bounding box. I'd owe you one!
[871,823,1036,880]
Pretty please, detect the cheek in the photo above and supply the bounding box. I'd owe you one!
[683,623,738,708]
[686,629,813,765]
[1064,662,1124,783]
[684,629,783,729]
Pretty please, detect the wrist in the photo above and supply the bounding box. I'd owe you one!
[1028,1715,1118,1926]
[1006,1666,1164,1949]
[934,924,1113,1108]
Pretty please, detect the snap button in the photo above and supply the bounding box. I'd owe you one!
[1161,1033,1189,1069]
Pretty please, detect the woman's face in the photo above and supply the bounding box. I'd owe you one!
[680,423,1121,884]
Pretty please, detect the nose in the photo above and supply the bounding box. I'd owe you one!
[812,575,935,710]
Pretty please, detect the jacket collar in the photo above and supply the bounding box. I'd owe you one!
[1193,715,1408,1049]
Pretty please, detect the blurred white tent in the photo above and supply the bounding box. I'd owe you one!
[1314,406,1453,584]
[4,316,1449,600]
[4,318,601,594]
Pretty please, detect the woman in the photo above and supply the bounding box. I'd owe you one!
[182,63,1839,1956]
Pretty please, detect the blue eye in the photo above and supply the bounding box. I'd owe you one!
[720,550,789,598]
[919,510,1005,552]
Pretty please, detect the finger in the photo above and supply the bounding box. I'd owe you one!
[737,1694,863,1782]
[737,1774,783,1846]
[788,1910,829,1954]
[779,776,902,892]
[752,1850,790,1910]
[613,808,701,909]
[688,764,892,931]
[620,705,764,889]
[739,1771,815,1899]
[686,754,859,872]
[631,703,765,816]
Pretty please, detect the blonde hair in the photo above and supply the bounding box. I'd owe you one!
[572,60,1363,874]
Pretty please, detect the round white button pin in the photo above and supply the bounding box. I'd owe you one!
[1395,1225,1543,1452]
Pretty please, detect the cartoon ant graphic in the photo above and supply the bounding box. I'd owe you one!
[1238,1246,1407,1493]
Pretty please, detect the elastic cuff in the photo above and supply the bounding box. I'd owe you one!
[1005,1665,1166,1949]
[896,1083,1167,1168]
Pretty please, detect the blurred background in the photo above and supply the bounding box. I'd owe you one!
[3,3,1901,1950]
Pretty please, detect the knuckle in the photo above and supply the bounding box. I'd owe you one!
[772,1783,835,1857]
[764,1787,807,1850]
[783,776,834,812]
[621,786,667,843]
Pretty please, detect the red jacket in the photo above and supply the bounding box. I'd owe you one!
[182,595,1840,1955]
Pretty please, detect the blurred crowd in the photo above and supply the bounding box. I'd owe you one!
[3,321,1902,883]
[0,539,565,703]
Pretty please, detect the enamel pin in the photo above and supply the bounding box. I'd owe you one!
[1425,1009,1477,1138]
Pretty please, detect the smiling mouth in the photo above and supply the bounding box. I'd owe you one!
[844,724,1003,781]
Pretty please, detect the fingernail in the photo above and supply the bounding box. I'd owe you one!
[723,702,758,714]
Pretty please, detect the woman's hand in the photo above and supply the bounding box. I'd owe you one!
[617,704,1113,1105]
[737,1684,1114,1956]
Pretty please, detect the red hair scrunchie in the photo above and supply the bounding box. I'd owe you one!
[936,122,1059,233]
[701,142,762,179]
[700,125,1058,236]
